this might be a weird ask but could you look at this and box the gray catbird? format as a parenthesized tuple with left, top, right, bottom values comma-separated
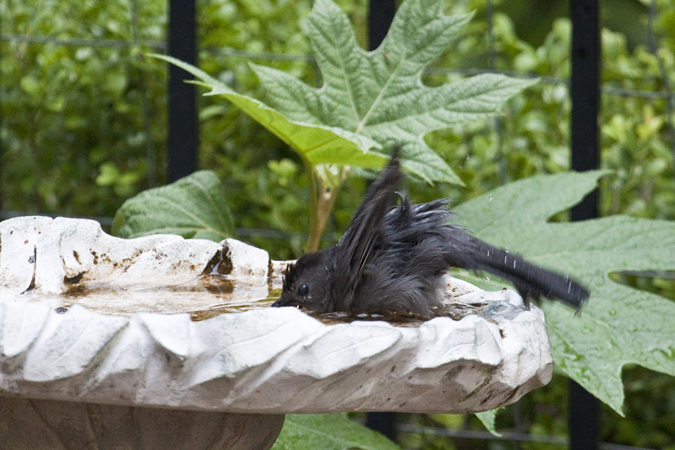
(272, 153, 589, 318)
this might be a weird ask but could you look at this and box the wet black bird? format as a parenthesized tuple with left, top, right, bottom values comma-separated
(272, 152, 589, 318)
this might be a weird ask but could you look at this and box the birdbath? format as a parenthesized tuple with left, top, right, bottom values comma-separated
(0, 216, 553, 449)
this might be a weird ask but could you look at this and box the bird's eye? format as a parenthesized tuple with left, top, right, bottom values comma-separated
(298, 284, 309, 296)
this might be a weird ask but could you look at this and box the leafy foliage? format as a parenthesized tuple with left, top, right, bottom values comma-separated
(154, 53, 381, 176)
(165, 0, 534, 185)
(255, 0, 536, 184)
(452, 170, 675, 415)
(0, 0, 167, 218)
(271, 414, 400, 450)
(113, 170, 235, 241)
(158, 0, 534, 250)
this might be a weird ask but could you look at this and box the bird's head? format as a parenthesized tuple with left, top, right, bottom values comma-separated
(272, 251, 333, 312)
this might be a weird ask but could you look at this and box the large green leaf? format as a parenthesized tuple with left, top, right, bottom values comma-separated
(155, 0, 535, 184)
(152, 54, 383, 174)
(254, 0, 535, 184)
(452, 171, 675, 414)
(271, 414, 400, 450)
(112, 170, 235, 242)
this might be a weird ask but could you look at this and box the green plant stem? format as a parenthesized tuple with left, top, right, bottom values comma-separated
(305, 163, 344, 253)
(306, 159, 320, 252)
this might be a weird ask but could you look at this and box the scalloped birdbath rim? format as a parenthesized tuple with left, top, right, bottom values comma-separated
(0, 216, 553, 415)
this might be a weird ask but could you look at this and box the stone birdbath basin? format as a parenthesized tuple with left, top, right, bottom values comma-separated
(0, 216, 553, 449)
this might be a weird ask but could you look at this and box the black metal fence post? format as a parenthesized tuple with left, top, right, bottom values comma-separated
(569, 0, 601, 448)
(364, 0, 398, 442)
(368, 0, 396, 51)
(167, 0, 198, 182)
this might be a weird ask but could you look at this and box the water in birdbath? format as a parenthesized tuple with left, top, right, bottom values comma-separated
(20, 243, 506, 326)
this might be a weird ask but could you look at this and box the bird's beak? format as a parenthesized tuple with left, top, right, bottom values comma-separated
(271, 294, 295, 308)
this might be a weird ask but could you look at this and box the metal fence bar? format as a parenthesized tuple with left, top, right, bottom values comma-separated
(204, 46, 314, 62)
(569, 0, 601, 448)
(399, 424, 568, 446)
(2, 35, 672, 100)
(167, 0, 198, 182)
(364, 0, 398, 442)
(129, 0, 157, 189)
(0, 210, 336, 241)
(398, 424, 658, 450)
(368, 0, 396, 50)
(0, 33, 166, 49)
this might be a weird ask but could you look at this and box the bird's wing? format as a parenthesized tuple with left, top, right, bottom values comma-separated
(332, 151, 402, 310)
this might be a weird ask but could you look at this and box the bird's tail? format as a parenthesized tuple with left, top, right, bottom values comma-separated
(446, 231, 589, 309)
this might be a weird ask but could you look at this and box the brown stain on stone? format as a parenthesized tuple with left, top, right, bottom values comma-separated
(63, 272, 84, 285)
(202, 249, 233, 276)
